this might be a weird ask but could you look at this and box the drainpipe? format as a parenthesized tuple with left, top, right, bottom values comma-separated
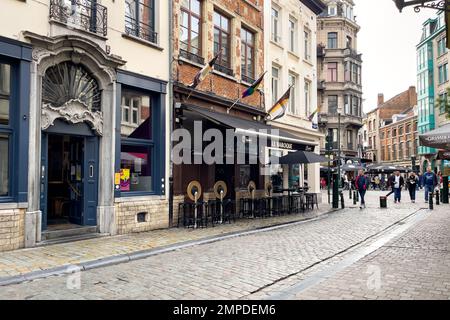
(168, 0, 174, 227)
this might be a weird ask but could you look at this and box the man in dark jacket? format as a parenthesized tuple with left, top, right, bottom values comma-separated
(355, 170, 368, 209)
(388, 171, 405, 203)
(423, 166, 438, 202)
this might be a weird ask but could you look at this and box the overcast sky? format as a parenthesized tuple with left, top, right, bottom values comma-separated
(354, 0, 434, 113)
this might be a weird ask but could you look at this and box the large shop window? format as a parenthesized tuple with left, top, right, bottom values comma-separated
(0, 63, 11, 197)
(120, 88, 154, 193)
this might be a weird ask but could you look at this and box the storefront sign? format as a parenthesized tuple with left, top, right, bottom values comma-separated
(271, 140, 293, 150)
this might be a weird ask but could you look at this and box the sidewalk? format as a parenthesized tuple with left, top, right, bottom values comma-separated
(0, 199, 334, 282)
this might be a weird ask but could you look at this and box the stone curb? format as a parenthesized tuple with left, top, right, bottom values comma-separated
(0, 208, 342, 287)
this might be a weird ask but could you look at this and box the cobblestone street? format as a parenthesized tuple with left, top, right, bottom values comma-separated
(1, 191, 447, 300)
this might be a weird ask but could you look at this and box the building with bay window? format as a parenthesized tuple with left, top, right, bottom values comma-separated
(0, 0, 170, 252)
(316, 0, 363, 161)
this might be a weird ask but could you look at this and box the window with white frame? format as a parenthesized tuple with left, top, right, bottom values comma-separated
(272, 66, 280, 105)
(288, 18, 297, 53)
(304, 28, 311, 61)
(288, 72, 297, 115)
(304, 79, 311, 117)
(271, 6, 280, 43)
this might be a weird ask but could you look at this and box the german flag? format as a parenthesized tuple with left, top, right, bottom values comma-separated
(266, 86, 292, 121)
(189, 49, 222, 89)
(241, 72, 266, 99)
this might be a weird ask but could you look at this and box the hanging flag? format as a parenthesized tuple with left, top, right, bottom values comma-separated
(310, 107, 320, 129)
(241, 72, 266, 99)
(189, 49, 221, 89)
(265, 86, 292, 121)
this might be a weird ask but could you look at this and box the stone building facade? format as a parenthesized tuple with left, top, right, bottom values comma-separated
(364, 87, 418, 163)
(316, 0, 363, 160)
(0, 0, 170, 252)
(264, 0, 325, 197)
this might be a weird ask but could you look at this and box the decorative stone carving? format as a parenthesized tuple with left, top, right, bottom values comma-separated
(41, 99, 103, 136)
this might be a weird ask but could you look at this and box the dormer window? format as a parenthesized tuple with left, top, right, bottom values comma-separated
(328, 5, 337, 16)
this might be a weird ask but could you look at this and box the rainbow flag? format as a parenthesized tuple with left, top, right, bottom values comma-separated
(189, 50, 221, 89)
(308, 107, 319, 121)
(266, 86, 291, 121)
(242, 72, 266, 98)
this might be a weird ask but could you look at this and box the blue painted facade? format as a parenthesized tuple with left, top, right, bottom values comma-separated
(0, 36, 31, 204)
(114, 70, 167, 198)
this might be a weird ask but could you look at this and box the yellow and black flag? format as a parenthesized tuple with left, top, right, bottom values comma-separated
(189, 49, 222, 89)
(265, 86, 292, 121)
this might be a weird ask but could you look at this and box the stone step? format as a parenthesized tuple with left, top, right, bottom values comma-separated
(41, 226, 98, 241)
(38, 232, 107, 246)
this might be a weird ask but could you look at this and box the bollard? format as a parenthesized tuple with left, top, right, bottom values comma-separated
(340, 191, 345, 209)
(349, 188, 352, 199)
(353, 191, 357, 205)
(436, 189, 440, 205)
(380, 196, 387, 208)
(429, 192, 434, 210)
(440, 188, 444, 203)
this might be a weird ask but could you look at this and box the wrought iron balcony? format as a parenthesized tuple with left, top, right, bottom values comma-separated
(179, 49, 205, 65)
(125, 15, 158, 44)
(49, 0, 108, 37)
(241, 74, 255, 84)
(215, 63, 234, 77)
(317, 45, 326, 58)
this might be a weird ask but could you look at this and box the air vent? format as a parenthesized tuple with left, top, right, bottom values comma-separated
(137, 212, 148, 223)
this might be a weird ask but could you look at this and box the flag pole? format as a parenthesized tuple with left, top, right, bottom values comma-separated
(227, 97, 241, 114)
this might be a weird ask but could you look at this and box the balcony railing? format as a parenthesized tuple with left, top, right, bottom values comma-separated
(179, 49, 205, 65)
(125, 15, 158, 44)
(215, 63, 234, 77)
(317, 45, 326, 58)
(49, 0, 108, 37)
(241, 74, 255, 84)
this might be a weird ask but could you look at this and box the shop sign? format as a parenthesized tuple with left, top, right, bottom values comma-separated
(271, 140, 293, 150)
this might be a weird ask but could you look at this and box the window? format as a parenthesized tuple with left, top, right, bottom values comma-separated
(406, 124, 411, 133)
(387, 146, 391, 161)
(438, 37, 447, 56)
(120, 88, 153, 193)
(288, 73, 297, 115)
(327, 62, 338, 82)
(392, 144, 397, 160)
(272, 66, 280, 104)
(352, 63, 358, 83)
(344, 95, 350, 114)
(369, 121, 372, 132)
(241, 27, 255, 82)
(328, 32, 337, 49)
(439, 92, 448, 114)
(399, 126, 404, 136)
(352, 96, 358, 116)
(0, 62, 10, 196)
(125, 0, 157, 43)
(438, 63, 448, 84)
(344, 62, 350, 81)
(304, 79, 311, 117)
(288, 18, 296, 52)
(180, 0, 202, 58)
(271, 7, 280, 43)
(304, 29, 311, 61)
(328, 95, 338, 114)
(347, 130, 353, 150)
(346, 36, 352, 49)
(399, 142, 404, 159)
(214, 11, 232, 74)
(328, 5, 336, 16)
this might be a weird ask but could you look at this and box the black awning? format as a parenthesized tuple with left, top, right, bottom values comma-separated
(183, 104, 317, 151)
(419, 123, 450, 150)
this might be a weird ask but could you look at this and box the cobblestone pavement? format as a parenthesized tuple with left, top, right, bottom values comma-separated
(287, 203, 450, 300)
(0, 191, 433, 300)
(0, 203, 329, 279)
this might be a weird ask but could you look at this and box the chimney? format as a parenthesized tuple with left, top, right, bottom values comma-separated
(377, 94, 384, 107)
(408, 86, 417, 106)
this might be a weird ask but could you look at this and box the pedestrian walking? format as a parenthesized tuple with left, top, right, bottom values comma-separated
(418, 172, 424, 190)
(407, 172, 419, 203)
(388, 171, 404, 203)
(423, 167, 438, 202)
(355, 170, 368, 209)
